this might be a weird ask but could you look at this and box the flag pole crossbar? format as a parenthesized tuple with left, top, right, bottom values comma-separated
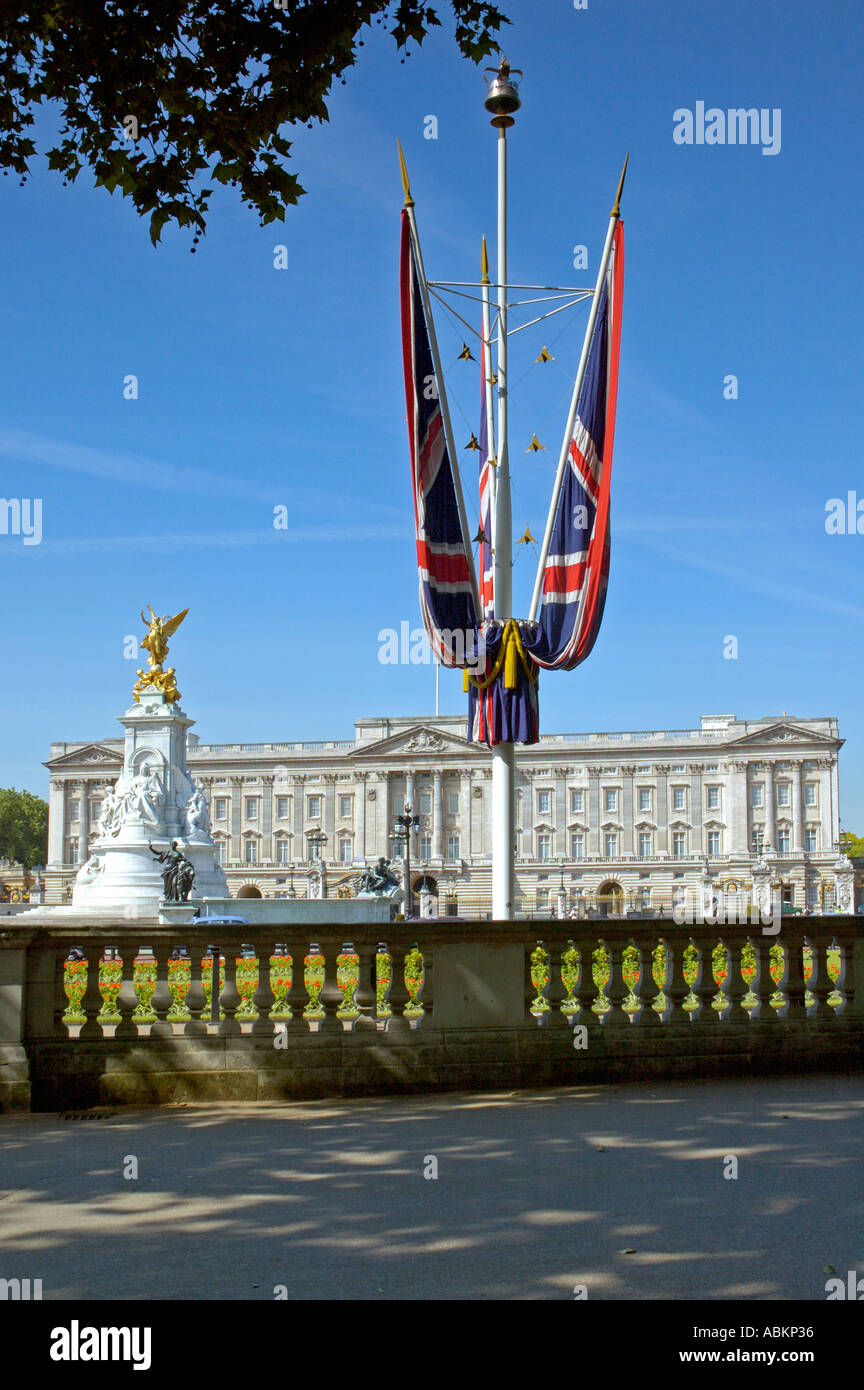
(428, 285, 593, 345)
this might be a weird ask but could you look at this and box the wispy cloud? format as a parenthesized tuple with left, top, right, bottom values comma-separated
(0, 523, 407, 558)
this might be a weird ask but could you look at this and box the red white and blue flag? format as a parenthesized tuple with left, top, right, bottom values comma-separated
(478, 330, 495, 620)
(400, 210, 478, 663)
(531, 220, 624, 671)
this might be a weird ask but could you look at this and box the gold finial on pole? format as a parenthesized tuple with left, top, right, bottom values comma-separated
(481, 235, 490, 285)
(397, 139, 414, 207)
(610, 152, 630, 219)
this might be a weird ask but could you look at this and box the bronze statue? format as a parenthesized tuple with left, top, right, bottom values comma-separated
(133, 606, 189, 703)
(149, 840, 195, 903)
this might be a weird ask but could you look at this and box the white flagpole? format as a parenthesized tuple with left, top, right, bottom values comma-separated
(398, 142, 481, 618)
(481, 234, 497, 545)
(484, 60, 522, 921)
(528, 155, 628, 623)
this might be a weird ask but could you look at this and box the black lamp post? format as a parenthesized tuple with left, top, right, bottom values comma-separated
(390, 804, 420, 918)
(307, 830, 327, 864)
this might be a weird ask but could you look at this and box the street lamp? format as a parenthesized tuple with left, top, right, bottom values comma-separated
(307, 830, 327, 864)
(390, 804, 420, 918)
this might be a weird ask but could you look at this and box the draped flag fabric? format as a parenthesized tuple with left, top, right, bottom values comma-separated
(467, 619, 540, 745)
(478, 333, 495, 621)
(400, 210, 478, 665)
(529, 220, 624, 671)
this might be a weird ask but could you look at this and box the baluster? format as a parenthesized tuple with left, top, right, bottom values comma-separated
(559, 939, 581, 1027)
(635, 939, 661, 1027)
(149, 948, 173, 1039)
(722, 939, 748, 1023)
(252, 942, 276, 1038)
(831, 934, 858, 1020)
(204, 945, 223, 1035)
(184, 944, 208, 1037)
(666, 937, 692, 1025)
(77, 949, 104, 1041)
(574, 938, 599, 1027)
(218, 943, 242, 1037)
(336, 942, 361, 1032)
(354, 942, 376, 1018)
(303, 942, 327, 1032)
(783, 929, 807, 1019)
(691, 938, 719, 1024)
(115, 944, 139, 1041)
(805, 937, 832, 1021)
(529, 941, 552, 1026)
(750, 940, 780, 1024)
(374, 942, 394, 1032)
(600, 941, 628, 1027)
(403, 942, 426, 1030)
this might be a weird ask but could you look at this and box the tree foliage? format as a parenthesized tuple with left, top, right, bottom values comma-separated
(840, 830, 864, 859)
(0, 1, 509, 246)
(0, 787, 49, 872)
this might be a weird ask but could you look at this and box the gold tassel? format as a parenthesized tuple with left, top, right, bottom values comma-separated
(504, 624, 518, 689)
(463, 668, 470, 693)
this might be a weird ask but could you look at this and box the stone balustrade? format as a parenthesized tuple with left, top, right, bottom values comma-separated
(1, 917, 862, 1111)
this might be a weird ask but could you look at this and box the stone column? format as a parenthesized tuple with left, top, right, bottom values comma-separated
(323, 774, 336, 858)
(791, 760, 804, 853)
(261, 775, 274, 863)
(293, 775, 305, 863)
(587, 769, 600, 856)
(689, 764, 703, 856)
(654, 765, 669, 856)
(230, 776, 243, 864)
(555, 769, 568, 859)
(433, 771, 444, 859)
(354, 773, 367, 861)
(763, 760, 775, 848)
(622, 768, 634, 855)
(76, 783, 88, 864)
(460, 771, 472, 859)
(48, 779, 65, 866)
(729, 760, 748, 855)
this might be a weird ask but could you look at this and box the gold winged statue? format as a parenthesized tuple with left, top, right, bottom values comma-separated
(132, 605, 189, 704)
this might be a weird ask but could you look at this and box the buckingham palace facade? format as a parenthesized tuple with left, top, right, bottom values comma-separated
(42, 710, 854, 916)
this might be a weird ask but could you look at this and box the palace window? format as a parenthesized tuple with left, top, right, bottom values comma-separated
(67, 838, 78, 862)
(420, 835, 432, 860)
(638, 831, 652, 858)
(777, 830, 791, 854)
(339, 837, 352, 863)
(570, 788, 584, 814)
(307, 795, 322, 818)
(537, 833, 551, 861)
(447, 834, 460, 861)
(750, 784, 764, 809)
(245, 839, 258, 866)
(245, 797, 259, 820)
(604, 832, 618, 858)
(216, 840, 227, 865)
(276, 839, 291, 865)
(604, 789, 618, 813)
(420, 790, 432, 815)
(672, 787, 686, 811)
(637, 787, 652, 812)
(339, 795, 352, 819)
(447, 790, 459, 815)
(276, 797, 289, 819)
(672, 831, 686, 858)
(537, 790, 551, 815)
(706, 786, 720, 810)
(214, 798, 228, 820)
(776, 783, 791, 807)
(804, 782, 818, 806)
(707, 831, 721, 856)
(805, 828, 817, 852)
(571, 832, 584, 859)
(69, 800, 80, 823)
(751, 828, 764, 855)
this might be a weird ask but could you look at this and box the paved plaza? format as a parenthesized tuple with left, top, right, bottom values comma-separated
(1, 1074, 862, 1301)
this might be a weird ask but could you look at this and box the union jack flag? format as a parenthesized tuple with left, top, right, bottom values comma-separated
(478, 326, 495, 620)
(532, 220, 624, 671)
(400, 211, 478, 663)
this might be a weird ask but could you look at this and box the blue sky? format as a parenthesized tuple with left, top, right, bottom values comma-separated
(1, 0, 863, 827)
